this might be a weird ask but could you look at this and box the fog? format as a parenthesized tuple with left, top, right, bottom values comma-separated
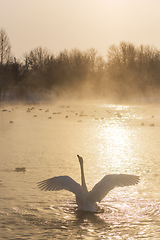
(1, 42, 160, 105)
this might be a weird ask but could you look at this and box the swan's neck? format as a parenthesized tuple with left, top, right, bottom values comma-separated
(80, 162, 88, 192)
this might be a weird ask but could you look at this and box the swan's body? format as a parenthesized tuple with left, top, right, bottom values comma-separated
(38, 155, 140, 212)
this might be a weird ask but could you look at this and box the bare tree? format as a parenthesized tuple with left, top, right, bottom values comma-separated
(0, 28, 11, 64)
(24, 47, 52, 70)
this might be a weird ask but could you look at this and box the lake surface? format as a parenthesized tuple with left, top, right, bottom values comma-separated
(1, 101, 160, 239)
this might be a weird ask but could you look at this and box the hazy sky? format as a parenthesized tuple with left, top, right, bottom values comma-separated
(1, 0, 160, 59)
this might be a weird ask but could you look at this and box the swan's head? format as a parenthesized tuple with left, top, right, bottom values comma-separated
(77, 155, 83, 165)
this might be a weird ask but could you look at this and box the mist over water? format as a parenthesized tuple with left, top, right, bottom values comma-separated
(2, 42, 160, 105)
(2, 13, 160, 240)
(1, 101, 160, 239)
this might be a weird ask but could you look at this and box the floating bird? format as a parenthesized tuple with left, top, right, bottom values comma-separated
(38, 155, 139, 212)
(14, 167, 26, 172)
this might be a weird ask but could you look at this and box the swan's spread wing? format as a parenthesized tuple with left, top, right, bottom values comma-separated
(88, 174, 140, 203)
(37, 175, 83, 198)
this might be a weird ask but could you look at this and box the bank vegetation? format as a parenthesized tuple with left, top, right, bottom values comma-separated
(1, 28, 160, 103)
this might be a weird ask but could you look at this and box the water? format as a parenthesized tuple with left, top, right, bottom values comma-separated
(1, 101, 160, 239)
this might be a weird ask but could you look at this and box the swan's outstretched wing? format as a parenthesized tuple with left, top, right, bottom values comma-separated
(37, 175, 83, 198)
(88, 174, 140, 203)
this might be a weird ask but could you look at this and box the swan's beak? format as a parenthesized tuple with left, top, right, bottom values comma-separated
(77, 155, 83, 164)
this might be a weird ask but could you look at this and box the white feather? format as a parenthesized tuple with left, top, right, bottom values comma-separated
(38, 155, 140, 212)
(38, 175, 83, 198)
(88, 174, 140, 203)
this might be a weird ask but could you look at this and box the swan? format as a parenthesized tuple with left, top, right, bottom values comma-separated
(37, 155, 140, 212)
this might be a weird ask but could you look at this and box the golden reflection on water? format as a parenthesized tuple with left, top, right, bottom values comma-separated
(1, 103, 160, 239)
(97, 120, 135, 173)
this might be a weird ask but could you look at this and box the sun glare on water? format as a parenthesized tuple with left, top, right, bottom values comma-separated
(96, 107, 136, 173)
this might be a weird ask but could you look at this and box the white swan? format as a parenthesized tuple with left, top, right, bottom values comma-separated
(38, 155, 140, 212)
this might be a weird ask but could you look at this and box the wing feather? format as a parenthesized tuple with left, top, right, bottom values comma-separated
(37, 175, 83, 198)
(88, 174, 140, 203)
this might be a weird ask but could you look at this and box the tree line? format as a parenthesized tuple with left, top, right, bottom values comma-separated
(1, 28, 160, 102)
